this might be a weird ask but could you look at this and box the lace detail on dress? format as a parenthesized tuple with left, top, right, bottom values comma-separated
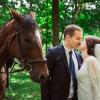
(87, 56, 100, 100)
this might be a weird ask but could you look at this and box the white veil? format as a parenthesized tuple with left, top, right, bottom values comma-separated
(94, 44, 100, 62)
(94, 44, 100, 99)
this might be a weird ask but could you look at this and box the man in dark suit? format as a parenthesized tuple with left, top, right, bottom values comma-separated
(41, 24, 83, 100)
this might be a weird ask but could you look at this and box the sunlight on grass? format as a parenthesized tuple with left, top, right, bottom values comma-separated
(5, 71, 41, 100)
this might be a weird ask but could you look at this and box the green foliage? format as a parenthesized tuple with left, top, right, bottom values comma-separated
(0, 8, 11, 26)
(35, 0, 52, 48)
(76, 1, 100, 36)
(81, 0, 96, 3)
(0, 0, 100, 47)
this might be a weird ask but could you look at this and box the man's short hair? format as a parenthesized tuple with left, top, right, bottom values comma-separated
(64, 24, 83, 38)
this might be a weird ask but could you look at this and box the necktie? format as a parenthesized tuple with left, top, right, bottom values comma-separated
(69, 51, 78, 98)
(69, 51, 76, 79)
(69, 51, 77, 88)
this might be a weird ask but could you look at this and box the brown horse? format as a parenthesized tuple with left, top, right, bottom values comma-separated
(0, 9, 48, 99)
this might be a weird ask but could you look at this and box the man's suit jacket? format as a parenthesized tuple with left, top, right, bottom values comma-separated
(41, 44, 83, 100)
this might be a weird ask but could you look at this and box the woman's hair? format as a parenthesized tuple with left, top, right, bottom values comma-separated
(85, 36, 100, 56)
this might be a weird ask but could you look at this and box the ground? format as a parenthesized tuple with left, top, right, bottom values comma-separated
(5, 71, 41, 100)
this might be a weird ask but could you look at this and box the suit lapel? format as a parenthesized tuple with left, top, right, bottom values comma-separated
(58, 44, 70, 73)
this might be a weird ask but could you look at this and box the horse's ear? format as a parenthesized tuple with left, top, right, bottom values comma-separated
(10, 9, 23, 23)
(29, 12, 36, 19)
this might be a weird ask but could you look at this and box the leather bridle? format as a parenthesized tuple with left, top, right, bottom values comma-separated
(7, 27, 47, 72)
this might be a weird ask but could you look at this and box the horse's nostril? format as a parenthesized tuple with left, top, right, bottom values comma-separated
(40, 75, 46, 80)
(40, 74, 48, 83)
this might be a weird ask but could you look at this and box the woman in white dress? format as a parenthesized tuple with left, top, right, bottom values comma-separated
(76, 36, 100, 100)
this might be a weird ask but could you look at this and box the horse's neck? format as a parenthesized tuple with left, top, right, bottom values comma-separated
(0, 20, 16, 65)
(0, 20, 16, 47)
(0, 43, 9, 65)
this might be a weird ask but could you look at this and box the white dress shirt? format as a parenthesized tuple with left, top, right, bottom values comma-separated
(63, 43, 78, 98)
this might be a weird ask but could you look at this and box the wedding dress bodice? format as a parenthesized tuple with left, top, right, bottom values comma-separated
(77, 56, 100, 100)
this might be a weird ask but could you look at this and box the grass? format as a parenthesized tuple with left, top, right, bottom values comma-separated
(5, 71, 41, 100)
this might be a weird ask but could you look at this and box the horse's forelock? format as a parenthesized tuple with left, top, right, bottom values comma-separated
(23, 15, 37, 33)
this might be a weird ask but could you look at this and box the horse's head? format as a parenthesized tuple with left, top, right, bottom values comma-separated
(8, 9, 49, 82)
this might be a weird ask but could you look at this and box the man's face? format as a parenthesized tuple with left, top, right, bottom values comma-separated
(67, 30, 82, 49)
(79, 41, 86, 52)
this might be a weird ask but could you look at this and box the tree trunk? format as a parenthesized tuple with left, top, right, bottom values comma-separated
(52, 0, 59, 46)
(71, 0, 81, 24)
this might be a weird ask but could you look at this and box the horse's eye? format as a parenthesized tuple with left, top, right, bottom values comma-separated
(23, 37, 33, 49)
